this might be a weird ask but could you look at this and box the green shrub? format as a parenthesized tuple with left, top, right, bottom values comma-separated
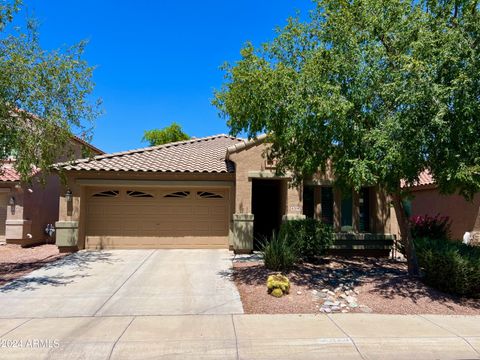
(279, 218, 334, 261)
(415, 237, 480, 297)
(260, 233, 298, 271)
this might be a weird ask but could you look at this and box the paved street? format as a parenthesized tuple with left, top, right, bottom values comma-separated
(0, 314, 479, 359)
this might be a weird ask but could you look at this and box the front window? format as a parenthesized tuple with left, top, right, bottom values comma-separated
(359, 187, 370, 232)
(321, 187, 334, 226)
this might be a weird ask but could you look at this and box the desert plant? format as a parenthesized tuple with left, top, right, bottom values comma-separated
(415, 237, 480, 297)
(279, 218, 334, 261)
(410, 214, 451, 240)
(267, 274, 290, 297)
(396, 214, 452, 257)
(260, 233, 298, 271)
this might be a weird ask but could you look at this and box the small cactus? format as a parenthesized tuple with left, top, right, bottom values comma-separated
(267, 274, 290, 298)
(271, 288, 284, 298)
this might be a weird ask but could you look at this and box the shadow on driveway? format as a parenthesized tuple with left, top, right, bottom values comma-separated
(0, 251, 117, 293)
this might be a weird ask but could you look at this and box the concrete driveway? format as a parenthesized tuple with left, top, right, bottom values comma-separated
(0, 249, 243, 318)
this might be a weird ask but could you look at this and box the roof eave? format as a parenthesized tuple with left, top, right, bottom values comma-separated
(225, 134, 267, 160)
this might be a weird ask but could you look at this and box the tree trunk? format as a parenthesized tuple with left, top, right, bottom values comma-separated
(391, 192, 420, 276)
(473, 203, 480, 232)
(470, 203, 480, 246)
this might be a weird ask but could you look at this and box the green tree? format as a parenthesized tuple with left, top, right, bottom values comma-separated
(214, 0, 480, 275)
(142, 122, 190, 146)
(0, 1, 100, 182)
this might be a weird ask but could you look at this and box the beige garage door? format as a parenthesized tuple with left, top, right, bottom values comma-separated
(85, 187, 230, 249)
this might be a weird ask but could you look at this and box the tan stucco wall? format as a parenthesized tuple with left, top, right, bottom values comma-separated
(228, 140, 393, 252)
(410, 188, 480, 240)
(21, 174, 61, 245)
(228, 142, 302, 215)
(1, 138, 102, 246)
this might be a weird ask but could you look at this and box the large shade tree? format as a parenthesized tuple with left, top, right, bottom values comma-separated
(142, 122, 190, 146)
(0, 1, 100, 182)
(214, 0, 480, 275)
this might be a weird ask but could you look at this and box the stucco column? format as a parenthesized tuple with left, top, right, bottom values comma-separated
(56, 180, 81, 252)
(232, 213, 254, 253)
(282, 182, 305, 221)
(5, 185, 32, 243)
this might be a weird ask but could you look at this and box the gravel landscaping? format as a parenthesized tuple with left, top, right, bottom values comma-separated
(0, 244, 66, 286)
(233, 255, 480, 315)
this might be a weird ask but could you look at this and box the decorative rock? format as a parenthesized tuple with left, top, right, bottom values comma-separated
(297, 291, 302, 295)
(320, 307, 332, 313)
(321, 289, 329, 293)
(324, 300, 340, 306)
(331, 306, 341, 312)
(346, 296, 357, 304)
(327, 291, 336, 296)
(341, 310, 349, 313)
(312, 289, 318, 295)
(359, 305, 373, 313)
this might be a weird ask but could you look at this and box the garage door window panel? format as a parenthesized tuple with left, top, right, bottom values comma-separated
(164, 191, 190, 198)
(197, 191, 224, 199)
(91, 190, 119, 198)
(127, 190, 154, 198)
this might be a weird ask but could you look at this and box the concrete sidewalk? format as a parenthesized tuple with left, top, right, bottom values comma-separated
(0, 314, 479, 359)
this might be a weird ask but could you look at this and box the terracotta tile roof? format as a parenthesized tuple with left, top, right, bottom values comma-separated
(226, 134, 267, 157)
(0, 164, 41, 182)
(401, 170, 435, 188)
(56, 135, 243, 173)
(0, 166, 20, 182)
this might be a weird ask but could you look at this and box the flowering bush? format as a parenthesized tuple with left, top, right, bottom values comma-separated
(410, 214, 451, 240)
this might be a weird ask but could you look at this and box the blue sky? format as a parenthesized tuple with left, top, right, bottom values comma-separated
(19, 0, 313, 153)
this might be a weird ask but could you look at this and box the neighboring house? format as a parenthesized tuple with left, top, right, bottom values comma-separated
(404, 171, 480, 241)
(54, 134, 395, 254)
(0, 136, 103, 246)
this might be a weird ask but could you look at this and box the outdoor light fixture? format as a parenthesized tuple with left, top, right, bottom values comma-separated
(65, 189, 73, 203)
(8, 196, 15, 207)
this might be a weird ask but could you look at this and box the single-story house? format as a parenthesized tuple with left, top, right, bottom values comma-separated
(54, 134, 396, 253)
(0, 136, 103, 246)
(405, 171, 480, 241)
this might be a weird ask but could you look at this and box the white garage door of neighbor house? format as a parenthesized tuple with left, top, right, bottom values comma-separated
(85, 187, 230, 249)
